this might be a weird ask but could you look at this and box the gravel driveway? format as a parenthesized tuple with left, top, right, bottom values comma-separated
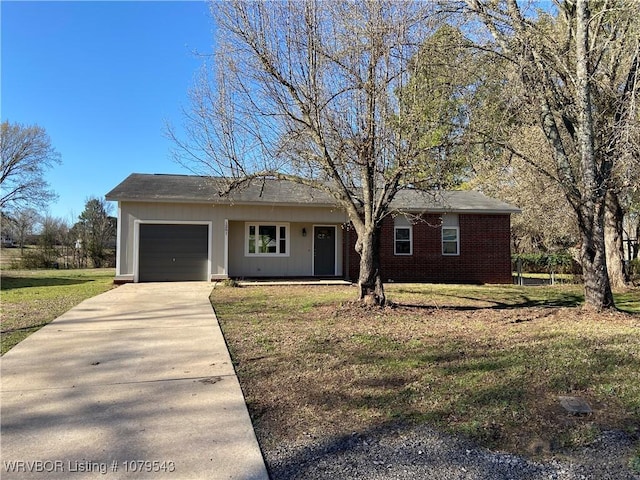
(265, 423, 639, 479)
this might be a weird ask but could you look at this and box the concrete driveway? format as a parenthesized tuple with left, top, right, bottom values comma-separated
(1, 282, 269, 480)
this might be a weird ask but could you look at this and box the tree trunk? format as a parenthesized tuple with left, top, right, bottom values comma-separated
(604, 190, 630, 289)
(356, 225, 386, 306)
(575, 0, 615, 311)
(578, 204, 615, 310)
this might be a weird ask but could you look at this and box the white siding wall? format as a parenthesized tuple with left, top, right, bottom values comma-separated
(228, 221, 343, 277)
(116, 201, 347, 281)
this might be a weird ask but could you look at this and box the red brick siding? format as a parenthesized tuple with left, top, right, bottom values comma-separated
(346, 214, 513, 284)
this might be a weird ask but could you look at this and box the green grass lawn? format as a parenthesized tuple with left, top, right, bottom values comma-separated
(212, 282, 640, 461)
(1, 269, 116, 355)
(616, 289, 640, 313)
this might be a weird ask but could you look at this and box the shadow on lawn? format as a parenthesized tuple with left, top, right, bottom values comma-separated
(0, 276, 94, 290)
(395, 295, 583, 312)
(395, 292, 584, 311)
(1, 323, 48, 334)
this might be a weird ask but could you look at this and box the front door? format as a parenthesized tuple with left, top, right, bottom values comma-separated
(314, 226, 336, 276)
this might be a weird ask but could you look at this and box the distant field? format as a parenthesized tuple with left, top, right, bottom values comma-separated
(1, 269, 116, 355)
(0, 246, 25, 268)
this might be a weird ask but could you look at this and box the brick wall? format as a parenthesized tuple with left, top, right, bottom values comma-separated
(345, 213, 513, 284)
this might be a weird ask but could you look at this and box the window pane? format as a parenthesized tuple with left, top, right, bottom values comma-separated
(248, 225, 256, 253)
(443, 241, 458, 254)
(442, 228, 458, 242)
(396, 241, 411, 254)
(395, 228, 410, 241)
(280, 226, 287, 253)
(259, 225, 277, 253)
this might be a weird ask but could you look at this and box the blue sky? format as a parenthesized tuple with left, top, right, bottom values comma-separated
(2, 0, 214, 221)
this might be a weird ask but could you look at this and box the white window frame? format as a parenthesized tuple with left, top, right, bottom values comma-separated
(245, 222, 290, 257)
(394, 226, 413, 256)
(442, 226, 460, 256)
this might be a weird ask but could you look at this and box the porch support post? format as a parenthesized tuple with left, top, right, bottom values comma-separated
(224, 219, 229, 277)
(344, 224, 351, 282)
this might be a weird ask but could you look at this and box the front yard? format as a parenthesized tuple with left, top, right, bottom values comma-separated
(0, 269, 116, 354)
(1, 270, 638, 467)
(212, 283, 640, 462)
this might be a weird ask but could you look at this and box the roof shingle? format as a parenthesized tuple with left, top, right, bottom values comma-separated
(106, 173, 520, 214)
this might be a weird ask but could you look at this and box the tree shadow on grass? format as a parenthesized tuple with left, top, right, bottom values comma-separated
(0, 276, 93, 290)
(1, 323, 48, 334)
(394, 292, 584, 311)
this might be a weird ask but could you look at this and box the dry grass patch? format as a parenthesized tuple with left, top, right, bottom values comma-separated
(212, 283, 640, 458)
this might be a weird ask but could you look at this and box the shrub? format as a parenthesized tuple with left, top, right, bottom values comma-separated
(20, 249, 58, 269)
(512, 252, 580, 275)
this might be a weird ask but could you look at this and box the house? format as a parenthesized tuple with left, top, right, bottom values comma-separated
(105, 173, 520, 284)
(1, 235, 15, 248)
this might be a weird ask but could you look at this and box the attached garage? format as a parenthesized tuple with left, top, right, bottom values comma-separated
(137, 223, 210, 282)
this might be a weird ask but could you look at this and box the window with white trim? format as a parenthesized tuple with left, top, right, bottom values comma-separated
(246, 223, 289, 256)
(442, 227, 459, 255)
(394, 226, 412, 255)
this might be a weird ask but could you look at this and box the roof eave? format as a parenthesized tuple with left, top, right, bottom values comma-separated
(392, 207, 521, 215)
(105, 196, 340, 209)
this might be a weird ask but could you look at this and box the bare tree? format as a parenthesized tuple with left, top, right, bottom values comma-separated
(462, 0, 639, 310)
(7, 208, 41, 255)
(29, 215, 66, 269)
(0, 121, 61, 214)
(470, 130, 581, 255)
(169, 0, 451, 305)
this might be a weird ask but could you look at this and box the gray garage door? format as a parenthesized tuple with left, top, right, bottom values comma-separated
(139, 224, 209, 282)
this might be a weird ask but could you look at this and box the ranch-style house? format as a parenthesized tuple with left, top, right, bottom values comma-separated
(105, 173, 520, 284)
